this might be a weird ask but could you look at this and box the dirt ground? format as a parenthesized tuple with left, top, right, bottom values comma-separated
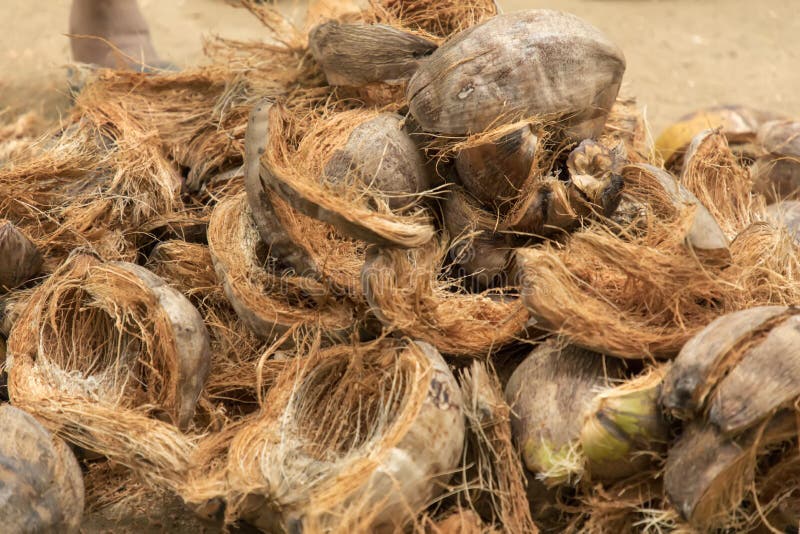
(2, 0, 798, 532)
(2, 0, 800, 134)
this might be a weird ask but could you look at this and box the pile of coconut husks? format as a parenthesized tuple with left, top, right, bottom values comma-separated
(3, 1, 800, 532)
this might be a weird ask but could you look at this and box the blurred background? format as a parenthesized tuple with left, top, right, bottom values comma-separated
(1, 0, 798, 133)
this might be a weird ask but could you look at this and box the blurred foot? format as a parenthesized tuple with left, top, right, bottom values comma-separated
(69, 0, 163, 70)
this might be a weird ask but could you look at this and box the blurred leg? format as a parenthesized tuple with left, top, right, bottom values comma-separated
(69, 0, 161, 69)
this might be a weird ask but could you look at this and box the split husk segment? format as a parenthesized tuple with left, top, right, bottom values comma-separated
(5, 253, 208, 490)
(184, 337, 465, 532)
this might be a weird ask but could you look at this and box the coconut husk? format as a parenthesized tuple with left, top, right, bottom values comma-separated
(453, 121, 542, 210)
(145, 240, 271, 414)
(255, 102, 436, 247)
(580, 366, 669, 483)
(362, 235, 530, 357)
(662, 306, 800, 435)
(6, 253, 209, 490)
(208, 193, 357, 345)
(751, 120, 800, 203)
(599, 97, 653, 165)
(0, 219, 43, 292)
(456, 361, 537, 532)
(505, 340, 629, 486)
(680, 129, 755, 237)
(407, 10, 625, 140)
(443, 187, 515, 288)
(185, 338, 465, 532)
(0, 405, 84, 532)
(367, 0, 498, 41)
(664, 411, 798, 529)
(514, 162, 748, 359)
(656, 105, 782, 171)
(309, 21, 438, 88)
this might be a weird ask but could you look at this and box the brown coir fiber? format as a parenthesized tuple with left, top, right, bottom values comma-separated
(256, 103, 436, 248)
(362, 236, 530, 357)
(6, 253, 209, 491)
(456, 362, 537, 532)
(184, 337, 464, 532)
(516, 150, 800, 359)
(145, 240, 271, 416)
(208, 193, 357, 345)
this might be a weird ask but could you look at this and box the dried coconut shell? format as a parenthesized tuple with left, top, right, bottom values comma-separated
(505, 340, 627, 485)
(623, 164, 729, 255)
(679, 129, 754, 238)
(245, 101, 367, 295)
(255, 102, 435, 247)
(309, 21, 437, 87)
(407, 10, 625, 140)
(214, 339, 465, 531)
(361, 235, 529, 357)
(208, 193, 356, 345)
(458, 361, 537, 532)
(0, 405, 84, 533)
(656, 105, 782, 170)
(6, 253, 208, 489)
(0, 219, 42, 291)
(765, 200, 800, 242)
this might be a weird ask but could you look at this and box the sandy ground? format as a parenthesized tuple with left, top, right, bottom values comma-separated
(1, 0, 799, 133)
(1, 0, 798, 531)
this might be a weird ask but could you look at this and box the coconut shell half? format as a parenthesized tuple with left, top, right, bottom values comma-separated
(6, 253, 206, 489)
(224, 339, 465, 531)
(407, 10, 625, 140)
(0, 220, 42, 292)
(255, 103, 435, 247)
(309, 21, 437, 87)
(622, 164, 729, 256)
(661, 305, 795, 421)
(664, 411, 797, 528)
(454, 122, 540, 208)
(0, 405, 84, 533)
(443, 187, 514, 287)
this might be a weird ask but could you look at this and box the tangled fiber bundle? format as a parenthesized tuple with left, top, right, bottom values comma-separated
(184, 337, 465, 532)
(367, 0, 499, 41)
(515, 145, 800, 359)
(208, 193, 357, 345)
(455, 362, 536, 532)
(5, 253, 209, 490)
(362, 236, 530, 357)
